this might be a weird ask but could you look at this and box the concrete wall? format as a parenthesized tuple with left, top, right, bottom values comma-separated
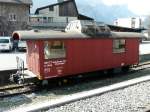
(0, 3, 30, 36)
(0, 3, 30, 22)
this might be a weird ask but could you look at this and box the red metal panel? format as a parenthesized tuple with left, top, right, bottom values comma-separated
(125, 39, 139, 65)
(41, 38, 139, 79)
(27, 40, 41, 79)
(66, 39, 117, 75)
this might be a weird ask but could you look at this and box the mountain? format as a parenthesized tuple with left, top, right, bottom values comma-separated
(76, 0, 136, 24)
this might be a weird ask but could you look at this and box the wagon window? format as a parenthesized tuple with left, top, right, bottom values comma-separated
(113, 39, 125, 53)
(44, 41, 66, 59)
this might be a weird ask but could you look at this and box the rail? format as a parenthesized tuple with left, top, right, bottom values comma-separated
(10, 62, 150, 112)
(0, 83, 37, 98)
(16, 56, 24, 73)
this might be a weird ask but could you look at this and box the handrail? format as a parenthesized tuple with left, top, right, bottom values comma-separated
(16, 56, 25, 83)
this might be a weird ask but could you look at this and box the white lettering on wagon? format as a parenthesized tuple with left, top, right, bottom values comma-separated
(44, 68, 51, 73)
(56, 66, 64, 74)
(52, 60, 66, 66)
(44, 60, 66, 73)
(44, 61, 52, 67)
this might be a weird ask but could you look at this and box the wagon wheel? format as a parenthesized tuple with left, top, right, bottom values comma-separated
(107, 68, 114, 75)
(35, 80, 49, 87)
(121, 66, 130, 73)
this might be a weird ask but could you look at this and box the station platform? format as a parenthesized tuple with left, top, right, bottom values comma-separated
(0, 52, 27, 71)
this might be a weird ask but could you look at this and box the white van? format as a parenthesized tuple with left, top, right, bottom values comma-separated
(0, 37, 13, 51)
(18, 40, 27, 51)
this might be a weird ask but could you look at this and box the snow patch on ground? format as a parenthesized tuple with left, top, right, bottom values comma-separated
(0, 52, 27, 71)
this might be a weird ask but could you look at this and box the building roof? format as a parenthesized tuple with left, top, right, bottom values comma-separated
(0, 0, 33, 5)
(108, 24, 146, 32)
(78, 14, 94, 20)
(35, 0, 93, 20)
(35, 0, 78, 14)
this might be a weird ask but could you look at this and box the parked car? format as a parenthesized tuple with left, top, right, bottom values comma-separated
(0, 36, 13, 52)
(18, 40, 27, 51)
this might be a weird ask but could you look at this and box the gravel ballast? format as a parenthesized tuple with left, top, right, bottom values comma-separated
(48, 81, 150, 112)
(1, 67, 150, 112)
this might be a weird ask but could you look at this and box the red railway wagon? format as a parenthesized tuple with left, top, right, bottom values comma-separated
(12, 20, 143, 83)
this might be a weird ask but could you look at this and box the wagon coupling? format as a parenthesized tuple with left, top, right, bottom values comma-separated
(10, 56, 25, 84)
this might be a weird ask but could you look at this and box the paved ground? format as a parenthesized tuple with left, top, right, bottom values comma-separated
(0, 52, 26, 71)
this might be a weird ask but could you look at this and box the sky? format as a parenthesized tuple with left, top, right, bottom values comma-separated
(31, 0, 55, 13)
(102, 0, 150, 15)
(31, 0, 150, 25)
(31, 0, 150, 15)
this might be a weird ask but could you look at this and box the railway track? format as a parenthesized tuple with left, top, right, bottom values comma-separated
(11, 70, 150, 112)
(0, 83, 37, 98)
(0, 61, 150, 99)
(1, 61, 150, 111)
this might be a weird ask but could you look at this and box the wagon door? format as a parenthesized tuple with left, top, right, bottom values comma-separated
(43, 40, 66, 78)
(27, 41, 40, 76)
(112, 39, 126, 68)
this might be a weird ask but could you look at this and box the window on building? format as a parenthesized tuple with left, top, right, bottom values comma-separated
(9, 13, 17, 21)
(49, 6, 54, 11)
(37, 18, 40, 22)
(43, 17, 47, 20)
(48, 17, 53, 23)
(44, 41, 66, 59)
(43, 17, 47, 23)
(131, 18, 136, 28)
(113, 39, 126, 53)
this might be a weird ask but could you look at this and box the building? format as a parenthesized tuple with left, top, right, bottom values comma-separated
(108, 24, 145, 32)
(114, 17, 149, 40)
(30, 0, 93, 29)
(114, 17, 146, 28)
(0, 0, 32, 36)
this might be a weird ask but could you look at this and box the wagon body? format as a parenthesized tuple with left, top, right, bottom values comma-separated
(24, 37, 139, 80)
(12, 20, 143, 81)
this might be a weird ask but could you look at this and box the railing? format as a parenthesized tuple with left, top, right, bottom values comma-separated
(29, 21, 68, 28)
(16, 56, 25, 83)
(16, 56, 24, 73)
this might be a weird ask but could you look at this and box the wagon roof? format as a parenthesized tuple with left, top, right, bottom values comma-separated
(12, 30, 88, 40)
(12, 30, 144, 40)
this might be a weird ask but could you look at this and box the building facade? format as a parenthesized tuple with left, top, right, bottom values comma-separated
(0, 0, 32, 36)
(30, 0, 93, 29)
(114, 17, 144, 28)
